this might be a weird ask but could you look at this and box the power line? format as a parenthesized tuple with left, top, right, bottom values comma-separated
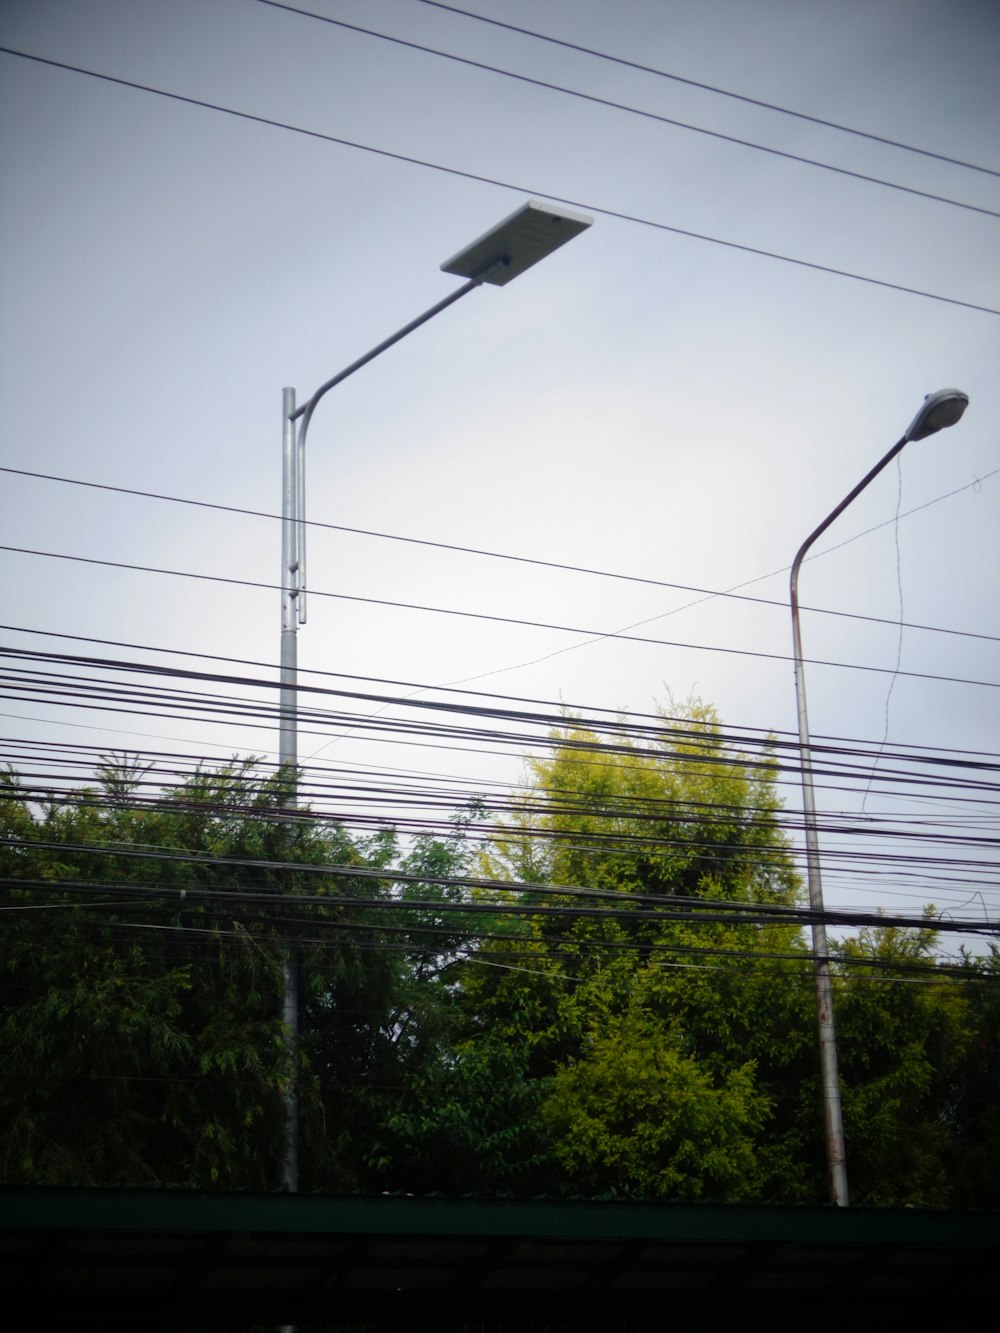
(7, 721, 997, 840)
(1, 44, 997, 317)
(4, 865, 995, 937)
(6, 705, 997, 836)
(6, 754, 997, 862)
(4, 617, 998, 889)
(7, 729, 998, 840)
(7, 771, 997, 881)
(5, 628, 1000, 774)
(5, 662, 999, 853)
(4, 902, 987, 991)
(4, 702, 995, 918)
(9, 755, 997, 865)
(413, 0, 1000, 180)
(255, 1, 1000, 221)
(4, 543, 997, 690)
(3, 465, 996, 645)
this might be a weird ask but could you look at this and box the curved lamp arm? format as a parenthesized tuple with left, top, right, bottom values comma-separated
(289, 277, 480, 626)
(789, 387, 968, 1208)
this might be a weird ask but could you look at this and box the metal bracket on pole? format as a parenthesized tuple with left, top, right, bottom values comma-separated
(280, 387, 299, 774)
(296, 414, 307, 626)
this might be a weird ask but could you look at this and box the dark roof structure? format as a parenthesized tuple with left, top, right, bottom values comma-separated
(3, 1187, 997, 1328)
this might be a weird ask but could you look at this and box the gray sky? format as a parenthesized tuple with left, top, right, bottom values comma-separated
(1, 0, 998, 940)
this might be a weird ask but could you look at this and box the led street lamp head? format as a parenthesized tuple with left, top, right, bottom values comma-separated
(441, 201, 593, 287)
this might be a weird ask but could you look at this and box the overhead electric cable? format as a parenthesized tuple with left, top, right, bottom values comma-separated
(5, 901, 988, 988)
(7, 751, 997, 860)
(255, 1, 1000, 221)
(5, 705, 996, 909)
(6, 627, 1000, 769)
(4, 544, 996, 690)
(6, 705, 998, 826)
(7, 774, 998, 869)
(6, 675, 999, 844)
(7, 723, 999, 839)
(3, 466, 995, 644)
(9, 710, 998, 820)
(7, 642, 1000, 777)
(1, 45, 996, 316)
(5, 872, 995, 936)
(412, 0, 1000, 179)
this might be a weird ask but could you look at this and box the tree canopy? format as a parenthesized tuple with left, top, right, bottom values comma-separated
(1, 705, 996, 1206)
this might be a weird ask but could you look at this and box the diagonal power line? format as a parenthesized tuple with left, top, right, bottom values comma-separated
(1, 44, 997, 318)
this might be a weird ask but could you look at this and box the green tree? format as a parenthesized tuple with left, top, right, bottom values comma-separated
(543, 1008, 765, 1200)
(3, 732, 990, 1206)
(453, 705, 822, 1201)
(0, 760, 406, 1190)
(833, 921, 972, 1207)
(950, 944, 1000, 1206)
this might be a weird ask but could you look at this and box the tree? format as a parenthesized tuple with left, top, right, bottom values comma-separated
(543, 1008, 765, 1200)
(950, 944, 1000, 1206)
(832, 920, 972, 1207)
(451, 704, 823, 1201)
(0, 760, 406, 1189)
(3, 726, 993, 1206)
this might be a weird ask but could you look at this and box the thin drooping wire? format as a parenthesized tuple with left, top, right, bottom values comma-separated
(1, 45, 997, 317)
(7, 618, 1000, 826)
(3, 467, 995, 645)
(12, 643, 995, 820)
(255, 2, 1000, 220)
(861, 456, 907, 813)
(7, 765, 998, 881)
(7, 736, 1000, 890)
(12, 768, 997, 875)
(6, 758, 994, 868)
(9, 751, 1000, 959)
(5, 542, 997, 690)
(5, 613, 997, 927)
(413, 0, 1000, 179)
(7, 745, 999, 861)
(2, 908, 988, 991)
(6, 794, 996, 921)
(7, 699, 994, 940)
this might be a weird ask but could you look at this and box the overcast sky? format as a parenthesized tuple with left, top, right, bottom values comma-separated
(1, 0, 998, 939)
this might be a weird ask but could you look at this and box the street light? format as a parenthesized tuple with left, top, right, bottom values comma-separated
(277, 200, 592, 1190)
(790, 388, 970, 1207)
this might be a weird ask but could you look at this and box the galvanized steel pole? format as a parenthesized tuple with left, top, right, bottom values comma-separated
(273, 202, 593, 1196)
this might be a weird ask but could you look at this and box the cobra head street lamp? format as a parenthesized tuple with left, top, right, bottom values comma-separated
(904, 388, 969, 441)
(790, 388, 970, 1207)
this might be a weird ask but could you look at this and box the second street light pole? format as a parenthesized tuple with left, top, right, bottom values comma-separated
(791, 388, 969, 1207)
(276, 201, 592, 1191)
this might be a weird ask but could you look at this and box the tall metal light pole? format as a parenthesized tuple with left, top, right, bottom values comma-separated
(277, 201, 592, 1191)
(790, 388, 970, 1207)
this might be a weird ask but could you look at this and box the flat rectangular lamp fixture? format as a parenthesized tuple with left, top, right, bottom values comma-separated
(441, 200, 593, 286)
